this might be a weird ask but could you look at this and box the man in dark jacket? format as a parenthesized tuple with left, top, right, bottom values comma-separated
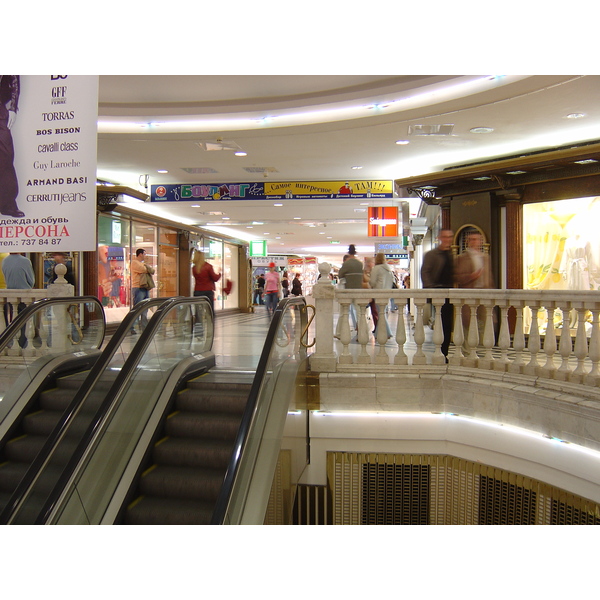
(421, 229, 455, 360)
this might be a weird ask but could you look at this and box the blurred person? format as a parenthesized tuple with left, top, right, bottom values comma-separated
(369, 252, 394, 338)
(455, 231, 492, 350)
(281, 272, 290, 297)
(338, 245, 364, 330)
(421, 229, 455, 360)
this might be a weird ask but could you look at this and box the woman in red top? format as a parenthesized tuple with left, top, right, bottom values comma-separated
(192, 250, 221, 315)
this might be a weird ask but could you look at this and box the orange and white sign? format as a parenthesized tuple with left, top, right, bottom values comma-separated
(368, 207, 398, 237)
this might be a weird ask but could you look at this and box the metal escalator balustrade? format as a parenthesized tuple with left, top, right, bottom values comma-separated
(213, 296, 314, 525)
(6, 296, 215, 524)
(0, 297, 105, 517)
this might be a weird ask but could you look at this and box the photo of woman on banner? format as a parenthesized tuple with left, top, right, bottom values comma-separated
(0, 75, 25, 218)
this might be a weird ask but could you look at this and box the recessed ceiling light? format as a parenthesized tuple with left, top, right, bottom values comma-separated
(246, 226, 253, 229)
(395, 140, 409, 145)
(319, 231, 325, 235)
(473, 176, 492, 181)
(234, 151, 247, 156)
(470, 127, 494, 134)
(157, 169, 168, 173)
(222, 217, 230, 220)
(567, 113, 586, 119)
(351, 166, 363, 170)
(360, 202, 369, 206)
(294, 217, 301, 220)
(574, 158, 598, 164)
(506, 170, 526, 175)
(274, 203, 283, 206)
(252, 221, 264, 225)
(191, 204, 200, 208)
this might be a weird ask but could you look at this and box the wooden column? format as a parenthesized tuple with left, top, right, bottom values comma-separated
(440, 199, 451, 231)
(505, 198, 523, 289)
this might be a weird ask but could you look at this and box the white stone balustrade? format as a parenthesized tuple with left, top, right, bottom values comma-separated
(311, 283, 600, 388)
(0, 277, 75, 357)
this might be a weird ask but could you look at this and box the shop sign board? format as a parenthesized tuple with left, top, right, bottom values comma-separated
(151, 180, 393, 202)
(0, 75, 99, 251)
(368, 206, 399, 237)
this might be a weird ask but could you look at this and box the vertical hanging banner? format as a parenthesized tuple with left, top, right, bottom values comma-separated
(1, 75, 99, 251)
(368, 206, 399, 237)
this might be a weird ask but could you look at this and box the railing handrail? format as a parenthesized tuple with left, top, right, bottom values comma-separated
(211, 295, 308, 524)
(0, 296, 204, 524)
(29, 296, 213, 525)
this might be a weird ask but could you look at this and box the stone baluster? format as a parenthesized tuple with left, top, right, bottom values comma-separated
(556, 305, 573, 381)
(478, 301, 496, 370)
(337, 301, 353, 365)
(394, 307, 408, 365)
(508, 303, 525, 374)
(463, 301, 480, 367)
(495, 301, 511, 371)
(356, 301, 371, 364)
(450, 302, 465, 366)
(6, 299, 21, 357)
(570, 307, 589, 384)
(374, 305, 391, 364)
(585, 307, 600, 386)
(411, 299, 427, 365)
(431, 297, 446, 365)
(539, 304, 558, 379)
(523, 304, 541, 376)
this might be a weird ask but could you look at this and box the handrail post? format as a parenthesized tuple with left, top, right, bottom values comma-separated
(309, 269, 337, 373)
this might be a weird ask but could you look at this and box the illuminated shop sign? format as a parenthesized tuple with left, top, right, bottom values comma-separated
(151, 180, 393, 202)
(368, 207, 398, 237)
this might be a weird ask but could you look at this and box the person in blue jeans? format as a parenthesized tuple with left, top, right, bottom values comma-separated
(263, 262, 280, 318)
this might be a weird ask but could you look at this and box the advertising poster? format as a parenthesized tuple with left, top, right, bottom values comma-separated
(1, 75, 99, 251)
(152, 180, 393, 202)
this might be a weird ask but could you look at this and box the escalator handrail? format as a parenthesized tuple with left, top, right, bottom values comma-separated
(0, 295, 106, 353)
(31, 295, 213, 525)
(211, 295, 308, 524)
(0, 295, 173, 524)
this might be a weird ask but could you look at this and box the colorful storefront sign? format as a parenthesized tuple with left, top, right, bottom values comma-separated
(151, 180, 393, 202)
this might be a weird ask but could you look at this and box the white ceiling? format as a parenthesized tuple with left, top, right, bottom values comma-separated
(96, 74, 600, 265)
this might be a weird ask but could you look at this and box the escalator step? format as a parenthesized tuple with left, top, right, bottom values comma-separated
(0, 461, 29, 492)
(166, 412, 242, 440)
(153, 437, 235, 470)
(175, 390, 249, 414)
(4, 434, 47, 463)
(124, 496, 214, 525)
(139, 464, 225, 502)
(21, 410, 63, 436)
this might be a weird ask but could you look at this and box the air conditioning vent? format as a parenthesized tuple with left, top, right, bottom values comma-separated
(243, 167, 279, 173)
(408, 124, 454, 136)
(181, 167, 218, 174)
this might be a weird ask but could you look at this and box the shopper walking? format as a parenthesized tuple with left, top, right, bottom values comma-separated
(130, 248, 155, 334)
(263, 262, 280, 318)
(369, 253, 394, 338)
(192, 250, 221, 316)
(2, 252, 34, 347)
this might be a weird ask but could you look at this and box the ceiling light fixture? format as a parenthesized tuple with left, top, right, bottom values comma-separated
(157, 169, 168, 173)
(567, 113, 586, 119)
(574, 158, 598, 164)
(395, 140, 409, 145)
(470, 126, 494, 134)
(274, 203, 283, 206)
(234, 151, 247, 156)
(351, 166, 363, 170)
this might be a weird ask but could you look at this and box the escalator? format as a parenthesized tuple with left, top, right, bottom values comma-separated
(0, 297, 105, 514)
(2, 295, 312, 525)
(0, 295, 204, 523)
